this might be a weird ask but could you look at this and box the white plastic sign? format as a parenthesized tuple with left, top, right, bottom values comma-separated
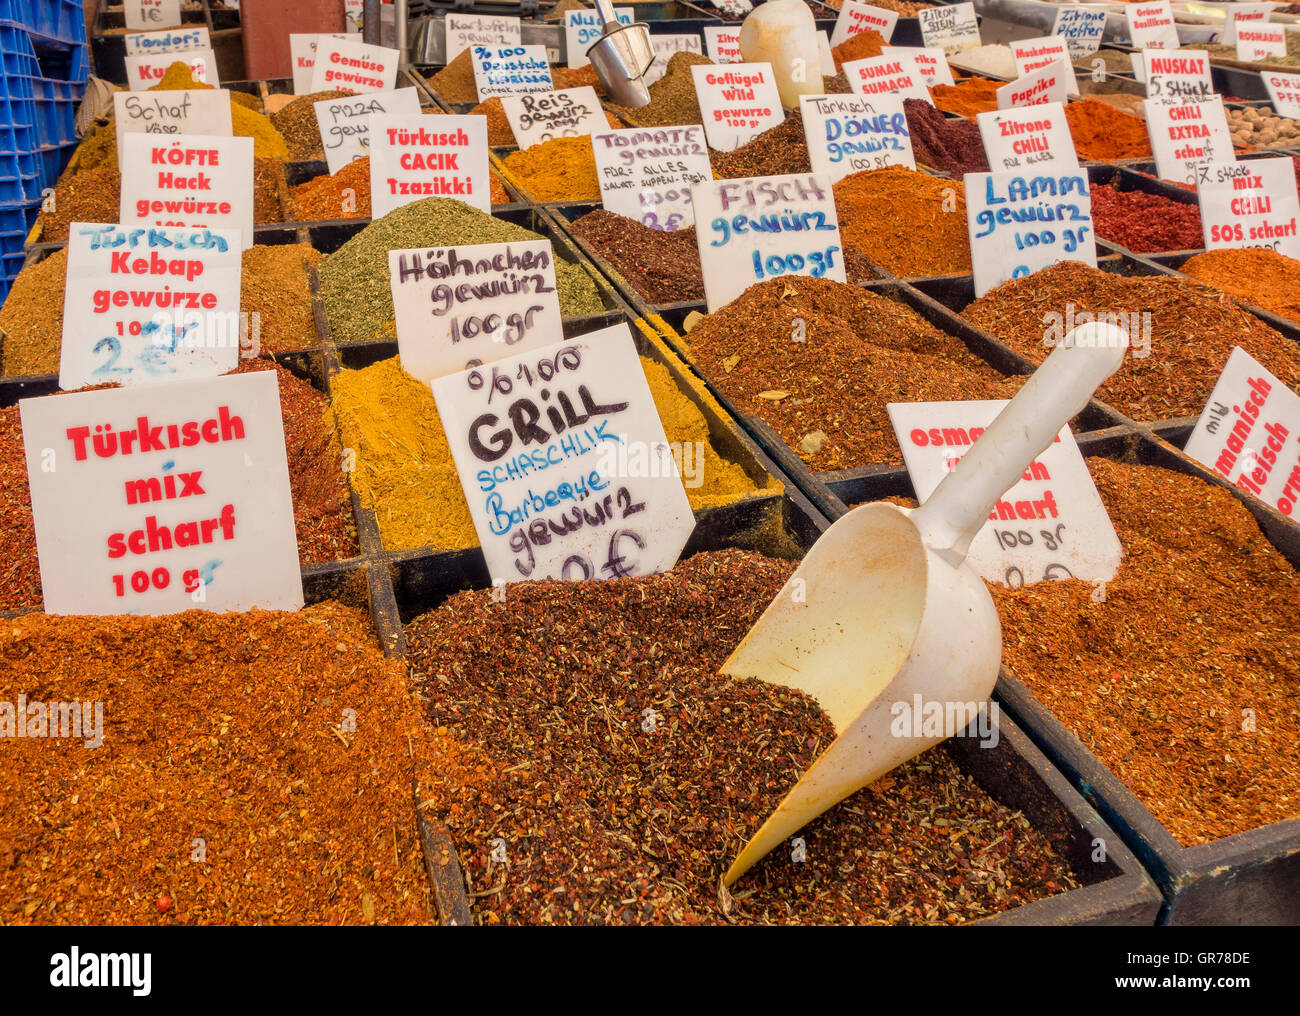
(591, 126, 712, 230)
(881, 45, 955, 87)
(977, 103, 1079, 173)
(888, 399, 1122, 586)
(1144, 98, 1235, 184)
(431, 325, 696, 584)
(123, 27, 211, 56)
(309, 38, 400, 93)
(830, 3, 899, 48)
(471, 45, 555, 99)
(124, 49, 217, 89)
(445, 14, 522, 64)
(502, 87, 606, 149)
(918, 2, 981, 56)
(125, 0, 181, 31)
(1142, 49, 1213, 103)
(966, 169, 1096, 297)
(59, 223, 242, 391)
(1125, 2, 1180, 50)
(1184, 347, 1300, 519)
(1198, 157, 1300, 259)
(315, 88, 422, 174)
(388, 240, 564, 383)
(819, 32, 836, 77)
(1236, 24, 1287, 61)
(565, 8, 633, 69)
(691, 173, 846, 311)
(691, 63, 785, 153)
(997, 64, 1069, 109)
(842, 53, 933, 104)
(1223, 4, 1275, 46)
(289, 33, 350, 95)
(113, 90, 232, 165)
(345, 0, 363, 33)
(1011, 37, 1079, 95)
(369, 114, 491, 217)
(645, 34, 703, 86)
(703, 26, 742, 64)
(799, 93, 916, 183)
(1264, 70, 1300, 118)
(1051, 7, 1107, 61)
(21, 371, 304, 616)
(118, 133, 253, 248)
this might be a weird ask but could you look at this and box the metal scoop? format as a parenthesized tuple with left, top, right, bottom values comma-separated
(585, 0, 656, 107)
(722, 324, 1130, 885)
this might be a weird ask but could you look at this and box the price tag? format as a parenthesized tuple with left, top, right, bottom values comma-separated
(58, 223, 243, 391)
(368, 114, 491, 218)
(388, 240, 564, 383)
(842, 53, 933, 104)
(471, 45, 555, 100)
(996, 64, 1069, 109)
(124, 48, 217, 90)
(21, 371, 304, 616)
(645, 34, 703, 87)
(1236, 24, 1287, 61)
(703, 25, 742, 64)
(976, 102, 1078, 173)
(123, 27, 211, 56)
(430, 325, 696, 584)
(691, 62, 785, 153)
(830, 2, 900, 48)
(502, 86, 606, 149)
(309, 38, 400, 93)
(565, 8, 633, 69)
(315, 88, 421, 174)
(881, 45, 956, 87)
(799, 93, 916, 183)
(1051, 7, 1107, 61)
(965, 169, 1096, 297)
(445, 14, 522, 64)
(918, 2, 981, 56)
(591, 126, 712, 230)
(1184, 347, 1300, 518)
(1012, 37, 1079, 95)
(888, 399, 1121, 586)
(1125, 2, 1180, 50)
(289, 33, 350, 95)
(125, 0, 181, 31)
(1223, 4, 1275, 45)
(691, 172, 846, 311)
(1263, 70, 1300, 118)
(118, 134, 253, 247)
(1197, 157, 1300, 259)
(113, 90, 232, 167)
(1144, 97, 1235, 184)
(1141, 49, 1213, 103)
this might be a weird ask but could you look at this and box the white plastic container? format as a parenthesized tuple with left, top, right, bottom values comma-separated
(739, 0, 824, 109)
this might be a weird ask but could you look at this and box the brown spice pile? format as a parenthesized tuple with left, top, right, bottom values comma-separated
(961, 261, 1300, 420)
(407, 550, 1080, 925)
(253, 157, 285, 224)
(609, 51, 713, 127)
(0, 249, 67, 377)
(0, 401, 39, 609)
(711, 110, 812, 178)
(240, 244, 326, 351)
(551, 64, 606, 94)
(684, 276, 1017, 470)
(269, 90, 354, 161)
(426, 49, 479, 103)
(36, 166, 120, 242)
(995, 458, 1300, 846)
(1179, 248, 1300, 325)
(932, 77, 1001, 117)
(831, 28, 886, 72)
(833, 165, 971, 276)
(290, 157, 372, 221)
(0, 602, 443, 925)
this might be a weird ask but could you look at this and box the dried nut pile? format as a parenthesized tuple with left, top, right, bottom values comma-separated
(1227, 105, 1300, 147)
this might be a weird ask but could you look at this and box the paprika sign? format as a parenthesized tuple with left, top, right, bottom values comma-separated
(1197, 157, 1300, 260)
(59, 223, 243, 392)
(315, 88, 422, 174)
(590, 126, 713, 230)
(368, 114, 491, 217)
(703, 26, 741, 64)
(21, 370, 304, 616)
(691, 172, 847, 311)
(430, 324, 696, 584)
(309, 38, 400, 93)
(387, 240, 564, 383)
(799, 93, 916, 183)
(1144, 97, 1235, 185)
(997, 64, 1069, 110)
(977, 102, 1078, 173)
(691, 63, 785, 152)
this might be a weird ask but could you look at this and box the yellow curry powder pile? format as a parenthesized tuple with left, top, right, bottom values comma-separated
(500, 136, 601, 203)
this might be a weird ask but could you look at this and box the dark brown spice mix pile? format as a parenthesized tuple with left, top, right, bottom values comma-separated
(904, 98, 990, 176)
(995, 458, 1300, 846)
(407, 550, 1081, 925)
(711, 111, 811, 178)
(269, 90, 354, 161)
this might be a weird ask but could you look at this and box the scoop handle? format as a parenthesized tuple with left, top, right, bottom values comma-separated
(911, 323, 1129, 564)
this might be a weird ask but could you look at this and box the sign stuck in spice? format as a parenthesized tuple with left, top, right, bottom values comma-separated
(917, 2, 980, 56)
(880, 46, 955, 87)
(123, 27, 210, 57)
(1144, 97, 1235, 185)
(691, 63, 785, 152)
(314, 88, 422, 174)
(309, 38, 400, 93)
(113, 90, 232, 164)
(444, 13, 522, 64)
(976, 102, 1078, 173)
(830, 2, 899, 48)
(841, 53, 933, 104)
(368, 114, 491, 218)
(564, 8, 634, 69)
(124, 49, 217, 89)
(471, 45, 555, 99)
(501, 87, 606, 149)
(590, 126, 713, 230)
(799, 93, 916, 182)
(289, 33, 350, 95)
(1197, 156, 1300, 260)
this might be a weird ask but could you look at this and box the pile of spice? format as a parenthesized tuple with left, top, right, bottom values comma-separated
(1180, 248, 1300, 324)
(291, 157, 372, 220)
(426, 49, 480, 103)
(609, 51, 712, 127)
(0, 399, 40, 608)
(932, 77, 1001, 117)
(33, 165, 119, 242)
(961, 260, 1300, 419)
(253, 158, 286, 224)
(948, 44, 1017, 78)
(406, 549, 1081, 925)
(500, 136, 600, 202)
(711, 111, 811, 177)
(1227, 105, 1300, 147)
(823, 0, 933, 11)
(0, 249, 66, 377)
(0, 601, 443, 924)
(1083, 49, 1138, 74)
(240, 244, 325, 352)
(1089, 183, 1204, 252)
(545, 0, 589, 18)
(329, 355, 764, 551)
(1065, 99, 1153, 161)
(318, 197, 605, 344)
(995, 458, 1300, 846)
(833, 165, 971, 276)
(269, 90, 354, 160)
(150, 64, 289, 160)
(830, 28, 886, 71)
(904, 97, 989, 175)
(683, 276, 1017, 470)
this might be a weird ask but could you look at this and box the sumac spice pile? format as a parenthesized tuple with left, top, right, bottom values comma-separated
(683, 276, 1017, 470)
(1089, 183, 1203, 253)
(995, 458, 1300, 846)
(904, 98, 989, 176)
(0, 602, 444, 925)
(961, 261, 1300, 419)
(407, 550, 1081, 925)
(833, 166, 972, 276)
(1179, 248, 1300, 324)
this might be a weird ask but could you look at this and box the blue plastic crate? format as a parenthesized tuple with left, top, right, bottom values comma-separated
(0, 149, 38, 202)
(0, 0, 84, 45)
(30, 75, 75, 144)
(33, 139, 73, 191)
(0, 97, 36, 153)
(0, 204, 38, 236)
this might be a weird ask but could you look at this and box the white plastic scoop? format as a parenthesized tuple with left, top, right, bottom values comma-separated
(722, 323, 1130, 885)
